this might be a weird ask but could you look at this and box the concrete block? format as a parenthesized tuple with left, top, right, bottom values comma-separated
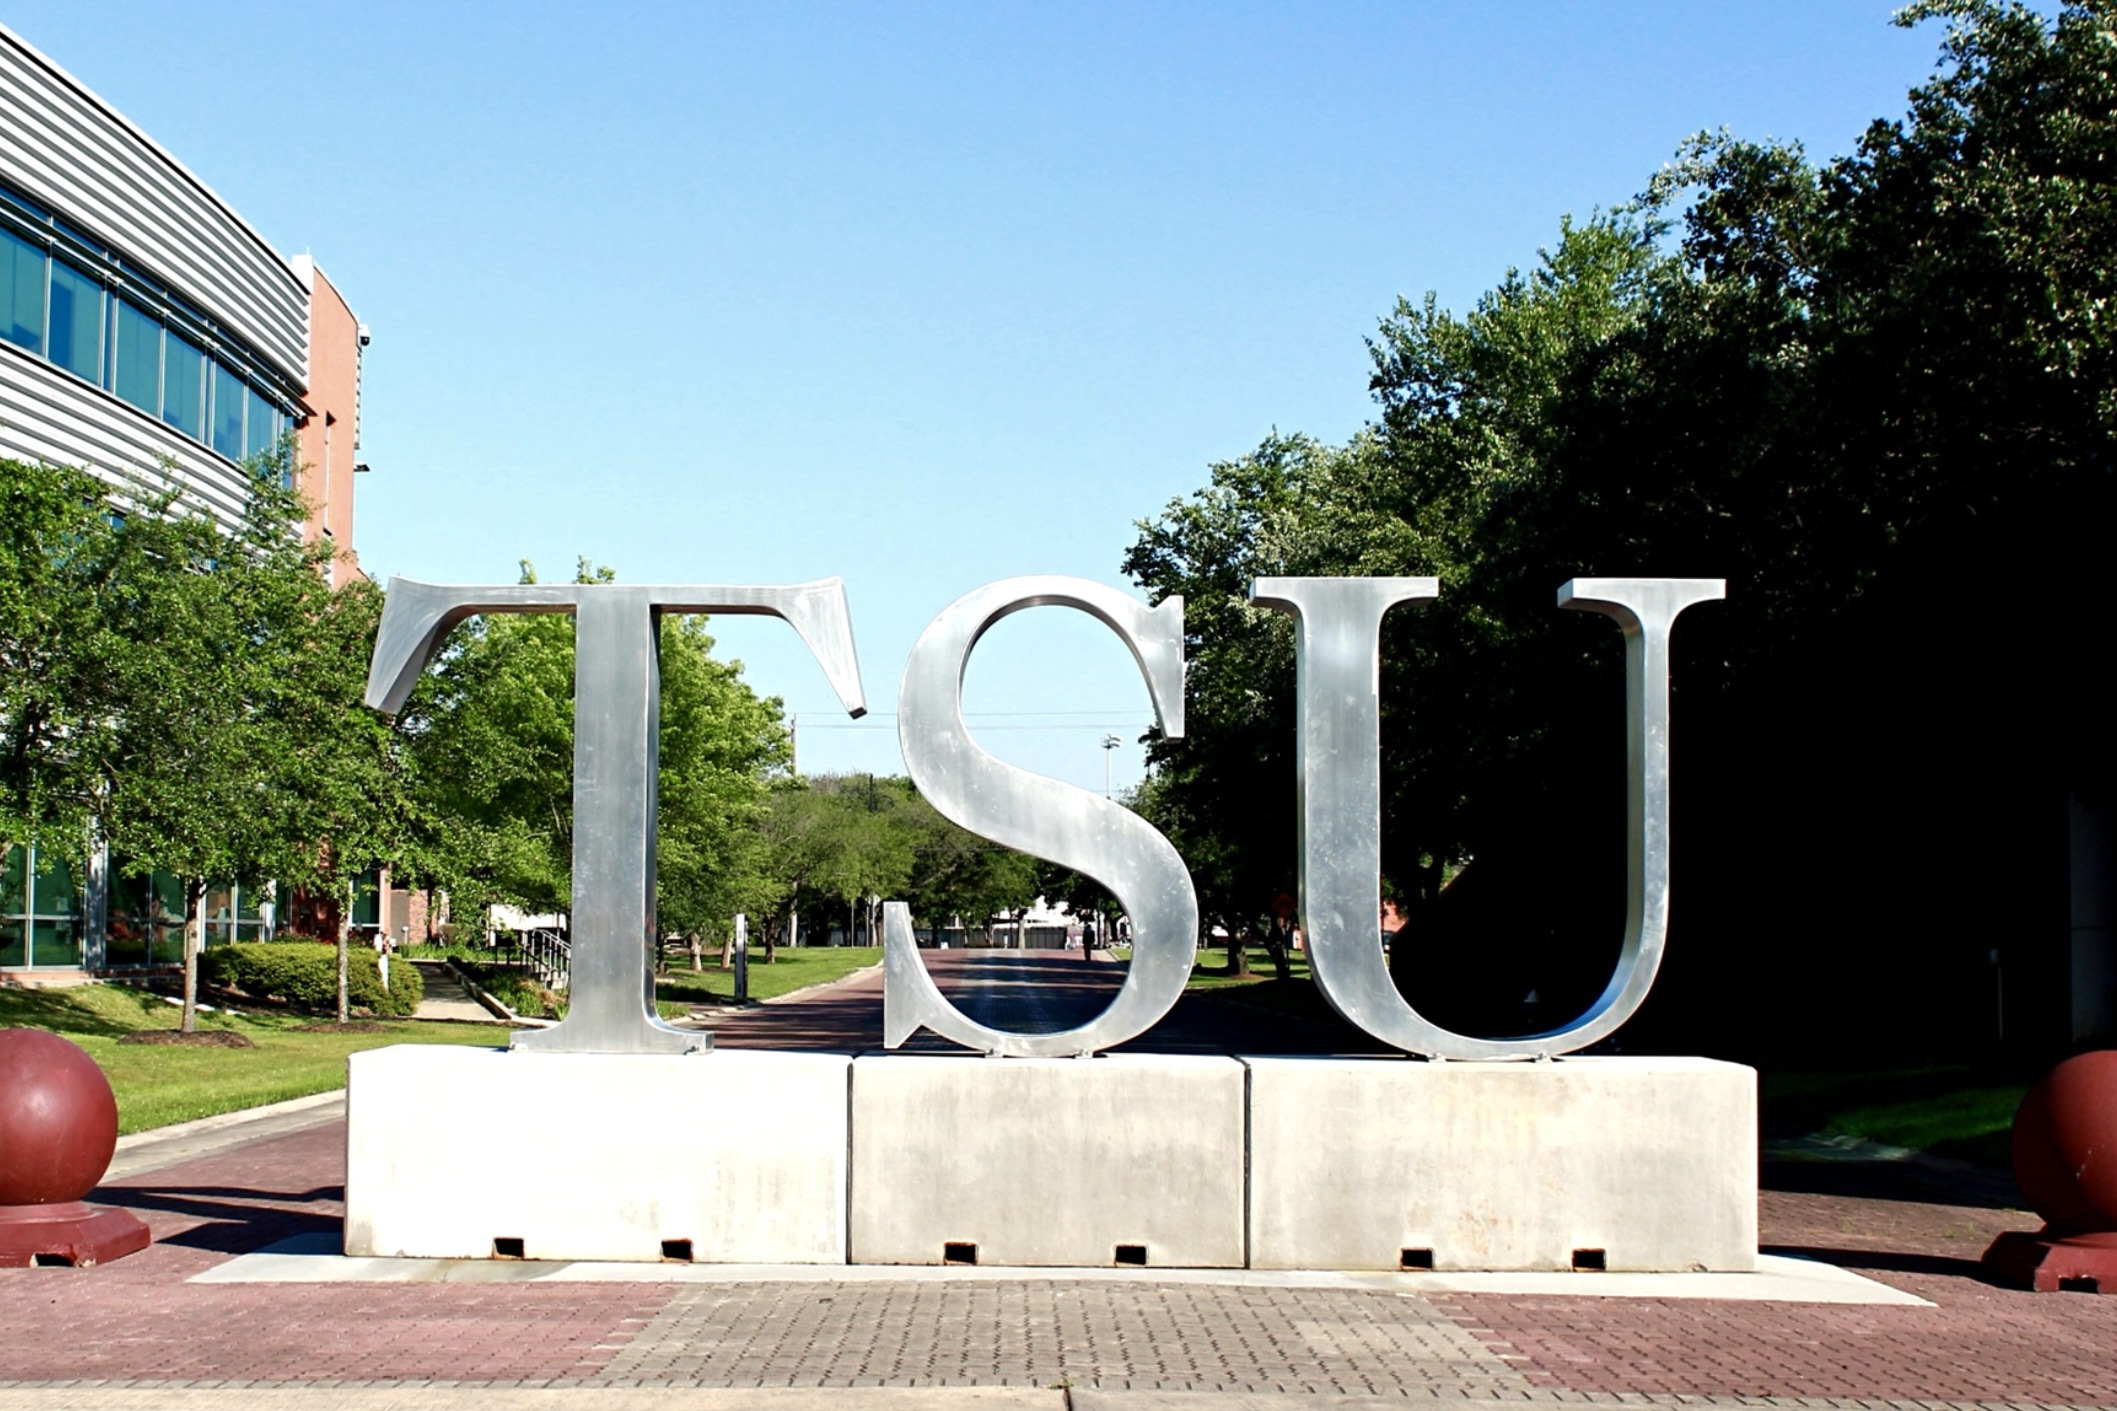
(1247, 1055, 1756, 1271)
(345, 1045, 849, 1263)
(850, 1054, 1246, 1268)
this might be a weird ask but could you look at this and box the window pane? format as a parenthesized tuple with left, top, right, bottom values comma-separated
(152, 869, 185, 925)
(352, 872, 380, 927)
(0, 845, 24, 915)
(0, 920, 22, 968)
(114, 297, 161, 414)
(164, 333, 204, 437)
(47, 259, 103, 381)
(105, 867, 153, 968)
(104, 915, 150, 968)
(203, 883, 236, 945)
(0, 227, 43, 353)
(31, 849, 79, 915)
(246, 385, 278, 463)
(211, 360, 244, 458)
(29, 918, 80, 967)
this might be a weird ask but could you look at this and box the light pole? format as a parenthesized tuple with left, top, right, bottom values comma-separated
(1101, 733, 1121, 799)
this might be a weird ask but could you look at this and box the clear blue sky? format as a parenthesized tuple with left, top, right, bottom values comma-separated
(14, 2, 1953, 793)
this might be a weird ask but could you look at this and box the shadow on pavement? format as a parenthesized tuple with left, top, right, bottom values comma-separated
(1761, 1154, 2023, 1211)
(1765, 1242, 1995, 1282)
(89, 1183, 342, 1254)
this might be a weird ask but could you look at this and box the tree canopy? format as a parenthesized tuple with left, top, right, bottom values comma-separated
(1127, 0, 2117, 1058)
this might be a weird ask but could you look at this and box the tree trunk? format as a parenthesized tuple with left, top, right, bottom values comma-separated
(689, 935, 704, 971)
(180, 879, 205, 1034)
(720, 931, 734, 969)
(336, 882, 352, 1024)
(1226, 916, 1249, 976)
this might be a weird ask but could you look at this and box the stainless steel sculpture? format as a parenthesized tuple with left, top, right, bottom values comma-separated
(885, 577, 1198, 1056)
(1250, 576, 1723, 1059)
(365, 578, 866, 1055)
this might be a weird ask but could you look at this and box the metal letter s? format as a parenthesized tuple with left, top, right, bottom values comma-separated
(885, 576, 1198, 1056)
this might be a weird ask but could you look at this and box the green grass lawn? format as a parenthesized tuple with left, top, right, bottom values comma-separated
(653, 945, 881, 1014)
(1759, 1066, 2027, 1167)
(1181, 947, 1341, 1024)
(0, 983, 506, 1135)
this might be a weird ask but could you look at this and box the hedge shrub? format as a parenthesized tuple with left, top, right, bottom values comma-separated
(201, 941, 424, 1017)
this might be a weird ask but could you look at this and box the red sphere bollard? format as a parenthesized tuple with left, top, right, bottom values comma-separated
(1983, 1049, 2117, 1293)
(0, 1028, 152, 1268)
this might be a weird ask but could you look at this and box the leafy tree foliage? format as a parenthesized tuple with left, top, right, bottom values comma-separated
(1, 461, 139, 858)
(395, 561, 795, 952)
(1, 450, 408, 1027)
(1128, 0, 2117, 1058)
(97, 455, 364, 1028)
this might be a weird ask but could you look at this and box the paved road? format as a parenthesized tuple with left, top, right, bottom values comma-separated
(703, 950, 1391, 1055)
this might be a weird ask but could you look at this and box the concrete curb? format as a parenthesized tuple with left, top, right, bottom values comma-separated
(764, 963, 881, 1006)
(104, 1090, 347, 1182)
(113, 1089, 344, 1152)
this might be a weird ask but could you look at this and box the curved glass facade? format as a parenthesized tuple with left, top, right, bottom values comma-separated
(0, 182, 292, 468)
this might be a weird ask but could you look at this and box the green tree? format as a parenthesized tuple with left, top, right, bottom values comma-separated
(655, 614, 791, 960)
(100, 455, 336, 1031)
(261, 576, 412, 1022)
(1127, 1, 2117, 1056)
(0, 459, 133, 862)
(399, 560, 792, 960)
(396, 563, 577, 923)
(806, 774, 915, 947)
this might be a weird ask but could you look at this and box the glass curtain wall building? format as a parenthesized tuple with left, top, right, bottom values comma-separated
(1, 22, 370, 972)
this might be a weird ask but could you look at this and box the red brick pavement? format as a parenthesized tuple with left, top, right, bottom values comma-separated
(0, 1125, 668, 1384)
(1433, 1187, 2117, 1404)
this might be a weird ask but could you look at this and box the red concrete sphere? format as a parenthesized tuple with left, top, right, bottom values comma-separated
(2012, 1049, 2117, 1236)
(0, 1029, 120, 1206)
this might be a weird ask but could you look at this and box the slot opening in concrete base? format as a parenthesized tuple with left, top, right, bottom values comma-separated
(2060, 1276, 2101, 1293)
(492, 1237, 525, 1259)
(31, 1253, 71, 1268)
(1400, 1247, 1434, 1270)
(1114, 1243, 1147, 1266)
(661, 1238, 693, 1262)
(1572, 1247, 1606, 1271)
(943, 1241, 977, 1265)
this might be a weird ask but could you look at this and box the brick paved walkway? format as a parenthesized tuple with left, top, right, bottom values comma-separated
(4, 960, 2112, 1407)
(0, 1105, 2108, 1404)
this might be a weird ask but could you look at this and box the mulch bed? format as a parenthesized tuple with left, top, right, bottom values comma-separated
(117, 1030, 255, 1048)
(290, 1020, 389, 1033)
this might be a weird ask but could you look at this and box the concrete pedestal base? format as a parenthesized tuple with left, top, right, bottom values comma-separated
(1982, 1229, 2117, 1293)
(0, 1201, 152, 1267)
(1247, 1056, 1757, 1272)
(343, 1047, 1755, 1272)
(344, 1045, 849, 1263)
(850, 1054, 1246, 1268)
